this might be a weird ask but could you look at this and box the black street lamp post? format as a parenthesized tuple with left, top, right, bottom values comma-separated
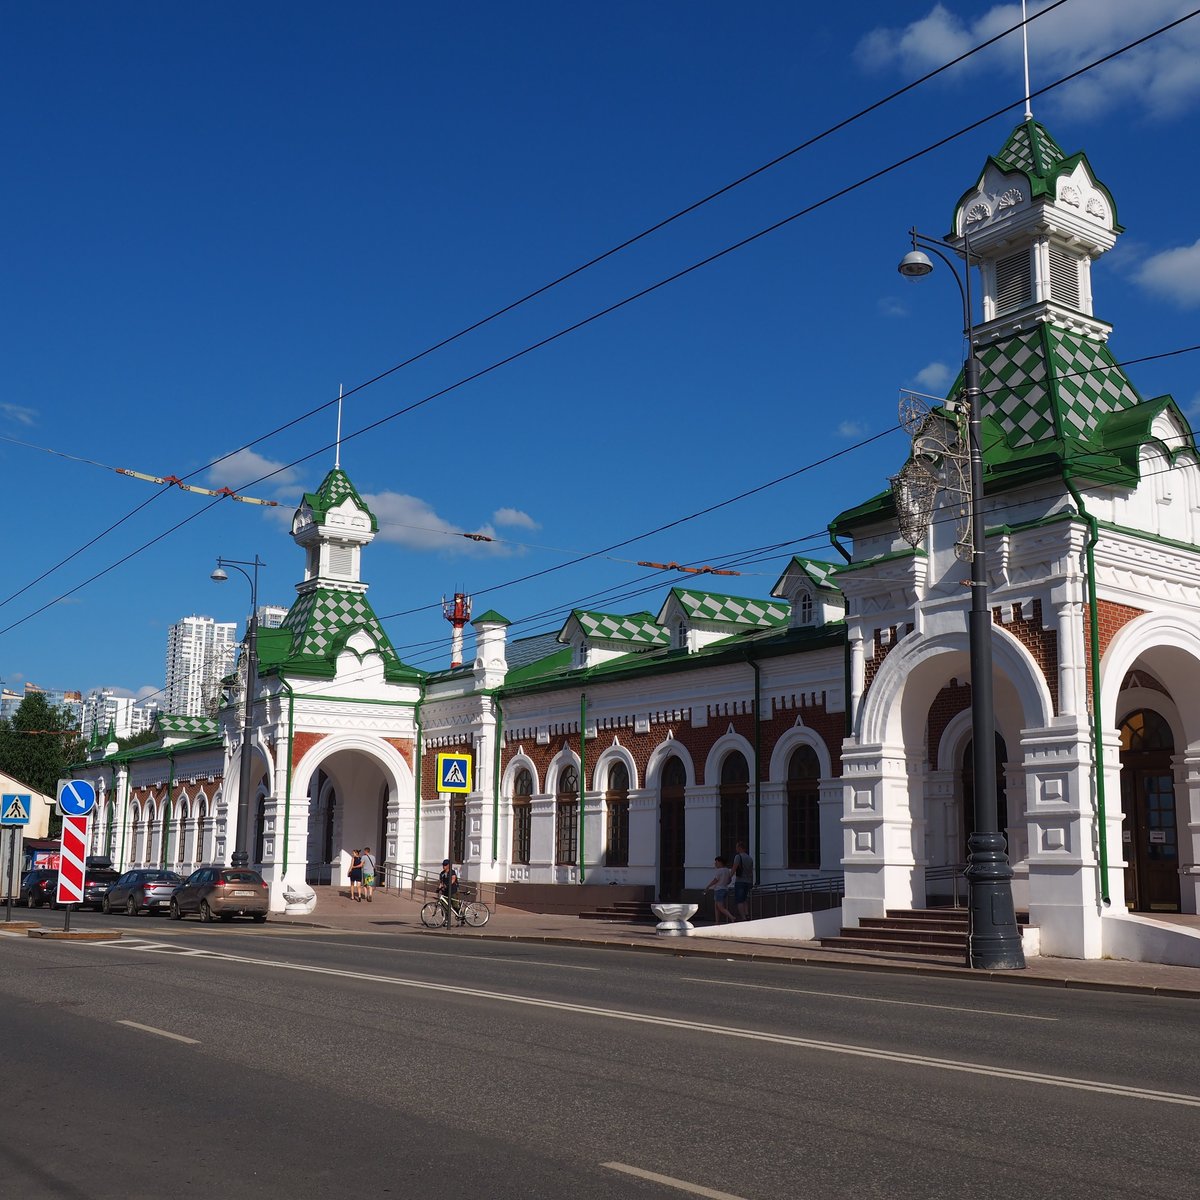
(212, 555, 264, 870)
(898, 227, 1025, 970)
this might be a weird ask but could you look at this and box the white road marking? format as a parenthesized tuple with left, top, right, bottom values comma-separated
(602, 1162, 746, 1199)
(118, 1020, 199, 1045)
(291, 936, 603, 971)
(89, 941, 1199, 1108)
(679, 975, 1057, 1021)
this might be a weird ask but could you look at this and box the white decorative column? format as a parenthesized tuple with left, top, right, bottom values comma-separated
(684, 785, 720, 891)
(1178, 748, 1200, 915)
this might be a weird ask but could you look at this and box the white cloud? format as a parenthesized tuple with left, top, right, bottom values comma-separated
(0, 402, 37, 426)
(365, 491, 517, 556)
(492, 507, 540, 530)
(857, 2, 1200, 120)
(208, 447, 301, 498)
(1134, 238, 1200, 307)
(878, 297, 910, 318)
(914, 361, 954, 389)
(837, 420, 869, 438)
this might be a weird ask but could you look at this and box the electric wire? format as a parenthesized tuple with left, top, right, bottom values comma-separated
(4, 8, 1196, 662)
(0, 0, 1077, 613)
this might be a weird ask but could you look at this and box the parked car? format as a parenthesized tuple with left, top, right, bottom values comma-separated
(80, 866, 121, 911)
(104, 869, 184, 916)
(169, 867, 269, 922)
(20, 868, 58, 908)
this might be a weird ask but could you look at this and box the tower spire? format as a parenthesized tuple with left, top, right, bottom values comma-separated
(335, 384, 343, 469)
(1022, 0, 1033, 120)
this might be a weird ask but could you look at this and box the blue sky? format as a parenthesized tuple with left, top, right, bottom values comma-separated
(4, 1, 1200, 702)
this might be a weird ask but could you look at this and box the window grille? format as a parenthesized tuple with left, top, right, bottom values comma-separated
(1048, 245, 1080, 308)
(995, 250, 1032, 314)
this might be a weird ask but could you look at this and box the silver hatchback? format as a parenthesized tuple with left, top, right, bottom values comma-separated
(169, 867, 269, 922)
(104, 869, 184, 916)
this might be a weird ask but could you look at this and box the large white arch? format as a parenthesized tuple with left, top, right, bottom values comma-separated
(703, 730, 756, 785)
(859, 624, 1055, 746)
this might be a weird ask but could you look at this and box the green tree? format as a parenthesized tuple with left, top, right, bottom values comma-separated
(117, 729, 159, 751)
(0, 694, 85, 835)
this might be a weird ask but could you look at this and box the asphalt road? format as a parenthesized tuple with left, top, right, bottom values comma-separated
(3, 917, 1198, 1199)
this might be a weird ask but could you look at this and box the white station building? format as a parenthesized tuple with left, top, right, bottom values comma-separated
(77, 117, 1200, 967)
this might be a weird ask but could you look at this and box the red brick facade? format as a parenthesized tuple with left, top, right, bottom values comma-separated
(291, 731, 327, 770)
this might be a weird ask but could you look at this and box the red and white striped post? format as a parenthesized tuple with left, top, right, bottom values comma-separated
(56, 779, 97, 932)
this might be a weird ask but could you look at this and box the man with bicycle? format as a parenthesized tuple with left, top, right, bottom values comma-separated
(438, 859, 461, 922)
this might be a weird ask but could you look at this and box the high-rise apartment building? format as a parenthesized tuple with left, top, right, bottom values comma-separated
(257, 604, 289, 629)
(164, 615, 238, 718)
(79, 689, 135, 740)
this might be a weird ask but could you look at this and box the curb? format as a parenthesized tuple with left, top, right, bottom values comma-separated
(26, 928, 125, 942)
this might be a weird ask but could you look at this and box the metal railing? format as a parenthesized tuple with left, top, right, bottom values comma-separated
(745, 873, 845, 921)
(924, 863, 967, 908)
(380, 864, 505, 909)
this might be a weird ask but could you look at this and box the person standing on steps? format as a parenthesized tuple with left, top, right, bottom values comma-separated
(349, 848, 363, 901)
(360, 846, 377, 903)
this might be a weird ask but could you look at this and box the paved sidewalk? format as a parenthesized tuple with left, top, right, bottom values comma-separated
(273, 887, 1200, 1000)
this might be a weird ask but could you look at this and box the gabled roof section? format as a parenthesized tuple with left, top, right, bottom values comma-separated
(261, 587, 422, 683)
(300, 467, 378, 532)
(772, 556, 841, 595)
(658, 588, 789, 628)
(472, 608, 510, 626)
(560, 609, 670, 647)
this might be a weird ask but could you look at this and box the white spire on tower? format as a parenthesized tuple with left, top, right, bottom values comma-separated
(335, 383, 343, 469)
(1022, 0, 1033, 120)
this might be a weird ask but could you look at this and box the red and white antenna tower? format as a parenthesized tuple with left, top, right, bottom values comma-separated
(442, 592, 472, 668)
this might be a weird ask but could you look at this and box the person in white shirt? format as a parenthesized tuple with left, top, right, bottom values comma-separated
(704, 856, 735, 924)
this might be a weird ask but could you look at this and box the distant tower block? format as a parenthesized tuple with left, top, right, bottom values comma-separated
(442, 592, 472, 668)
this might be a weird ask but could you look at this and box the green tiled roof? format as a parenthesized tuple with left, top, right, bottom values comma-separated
(794, 558, 840, 591)
(262, 586, 422, 683)
(570, 610, 670, 645)
(972, 325, 1143, 456)
(669, 588, 789, 627)
(156, 715, 218, 738)
(995, 119, 1065, 180)
(472, 609, 510, 626)
(300, 467, 378, 532)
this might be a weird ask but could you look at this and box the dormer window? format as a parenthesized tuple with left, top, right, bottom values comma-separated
(995, 249, 1033, 314)
(677, 621, 687, 650)
(798, 591, 814, 625)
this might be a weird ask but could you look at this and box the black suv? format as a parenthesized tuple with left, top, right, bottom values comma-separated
(81, 865, 120, 911)
(20, 868, 58, 907)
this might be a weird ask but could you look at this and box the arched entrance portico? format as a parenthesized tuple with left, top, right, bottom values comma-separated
(290, 735, 414, 892)
(844, 624, 1053, 931)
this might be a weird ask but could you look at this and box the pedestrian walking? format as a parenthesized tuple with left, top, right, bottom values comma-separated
(349, 848, 364, 901)
(704, 856, 735, 924)
(731, 840, 754, 920)
(360, 846, 377, 902)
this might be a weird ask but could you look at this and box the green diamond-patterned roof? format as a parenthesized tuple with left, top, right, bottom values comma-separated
(571, 610, 670, 645)
(156, 715, 218, 738)
(995, 119, 1065, 178)
(796, 558, 840, 591)
(300, 466, 378, 532)
(265, 586, 421, 682)
(672, 589, 789, 627)
(971, 325, 1143, 454)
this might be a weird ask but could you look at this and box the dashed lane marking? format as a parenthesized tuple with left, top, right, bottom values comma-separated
(117, 1020, 200, 1045)
(678, 975, 1058, 1021)
(84, 940, 1200, 1108)
(602, 1163, 745, 1199)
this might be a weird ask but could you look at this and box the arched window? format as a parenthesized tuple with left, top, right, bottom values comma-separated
(511, 768, 533, 865)
(196, 805, 209, 865)
(555, 764, 579, 866)
(254, 797, 267, 865)
(786, 745, 821, 869)
(450, 795, 466, 865)
(659, 756, 687, 901)
(719, 751, 750, 855)
(798, 591, 814, 625)
(605, 760, 630, 867)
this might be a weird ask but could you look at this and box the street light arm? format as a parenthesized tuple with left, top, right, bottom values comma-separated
(907, 228, 974, 347)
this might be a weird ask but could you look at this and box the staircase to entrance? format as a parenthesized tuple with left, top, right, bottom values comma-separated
(820, 907, 1030, 958)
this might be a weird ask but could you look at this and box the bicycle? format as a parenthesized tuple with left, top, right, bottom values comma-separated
(420, 893, 490, 928)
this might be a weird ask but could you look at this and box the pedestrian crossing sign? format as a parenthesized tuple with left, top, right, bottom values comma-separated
(436, 753, 472, 794)
(1, 794, 32, 825)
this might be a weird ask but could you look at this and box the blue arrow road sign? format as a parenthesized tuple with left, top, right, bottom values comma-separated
(58, 779, 96, 817)
(1, 794, 31, 825)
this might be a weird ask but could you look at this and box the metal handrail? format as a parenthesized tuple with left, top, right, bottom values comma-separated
(924, 862, 967, 908)
(744, 873, 845, 921)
